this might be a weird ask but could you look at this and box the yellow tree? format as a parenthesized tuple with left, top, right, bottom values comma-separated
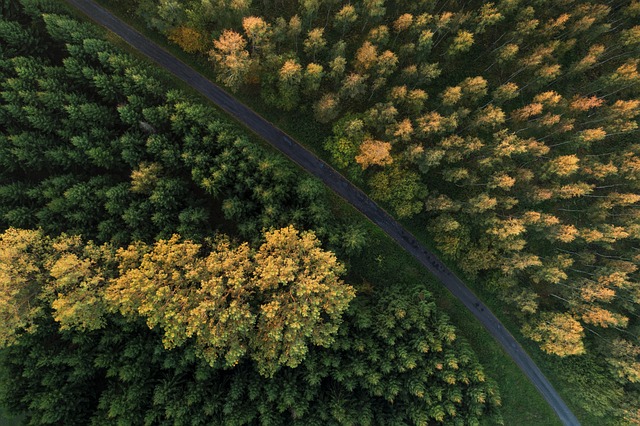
(277, 58, 303, 110)
(303, 27, 326, 60)
(209, 30, 251, 91)
(242, 16, 271, 55)
(167, 26, 207, 54)
(447, 30, 474, 56)
(355, 138, 393, 169)
(334, 4, 358, 36)
(302, 62, 324, 94)
(354, 40, 378, 74)
(105, 227, 354, 377)
(47, 236, 114, 332)
(523, 312, 586, 356)
(251, 226, 354, 376)
(0, 229, 51, 347)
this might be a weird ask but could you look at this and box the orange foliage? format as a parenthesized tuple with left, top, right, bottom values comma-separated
(512, 102, 543, 121)
(581, 307, 628, 328)
(355, 139, 393, 169)
(570, 95, 604, 111)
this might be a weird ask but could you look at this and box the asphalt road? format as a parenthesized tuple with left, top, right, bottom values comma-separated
(65, 1, 581, 424)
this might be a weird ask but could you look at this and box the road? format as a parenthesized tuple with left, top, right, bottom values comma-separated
(65, 1, 580, 424)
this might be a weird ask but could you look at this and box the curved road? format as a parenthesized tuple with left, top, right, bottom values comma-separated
(65, 1, 579, 424)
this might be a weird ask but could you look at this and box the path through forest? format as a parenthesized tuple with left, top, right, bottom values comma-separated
(64, 1, 580, 424)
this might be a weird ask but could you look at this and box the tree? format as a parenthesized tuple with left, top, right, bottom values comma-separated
(355, 138, 393, 169)
(460, 76, 488, 102)
(242, 16, 271, 55)
(277, 58, 303, 110)
(313, 92, 340, 123)
(303, 27, 326, 60)
(523, 313, 586, 356)
(369, 165, 426, 218)
(130, 162, 162, 194)
(476, 2, 503, 34)
(334, 4, 358, 36)
(324, 115, 363, 167)
(209, 30, 251, 91)
(354, 40, 378, 74)
(492, 82, 519, 103)
(251, 226, 354, 376)
(302, 62, 323, 95)
(167, 26, 206, 53)
(474, 105, 505, 129)
(340, 72, 368, 100)
(328, 55, 346, 83)
(447, 30, 474, 55)
(0, 229, 50, 348)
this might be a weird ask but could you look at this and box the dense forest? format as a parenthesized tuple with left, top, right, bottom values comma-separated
(0, 1, 503, 424)
(107, 0, 640, 421)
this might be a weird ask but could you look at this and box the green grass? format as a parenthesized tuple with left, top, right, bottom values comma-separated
(60, 1, 577, 424)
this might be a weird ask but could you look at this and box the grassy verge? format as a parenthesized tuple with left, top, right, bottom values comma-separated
(62, 1, 568, 424)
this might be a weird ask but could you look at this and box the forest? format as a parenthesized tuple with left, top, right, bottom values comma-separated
(94, 0, 640, 422)
(0, 1, 504, 424)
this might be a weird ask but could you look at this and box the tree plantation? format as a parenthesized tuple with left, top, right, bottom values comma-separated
(109, 0, 640, 421)
(0, 1, 503, 424)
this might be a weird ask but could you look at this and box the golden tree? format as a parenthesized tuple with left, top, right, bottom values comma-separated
(0, 229, 50, 347)
(355, 139, 393, 169)
(105, 227, 354, 377)
(251, 226, 354, 376)
(209, 30, 251, 91)
(167, 26, 206, 54)
(523, 312, 586, 356)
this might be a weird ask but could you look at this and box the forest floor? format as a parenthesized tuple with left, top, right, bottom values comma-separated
(58, 1, 608, 424)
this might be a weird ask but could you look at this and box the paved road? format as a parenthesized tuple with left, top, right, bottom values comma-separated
(65, 1, 580, 424)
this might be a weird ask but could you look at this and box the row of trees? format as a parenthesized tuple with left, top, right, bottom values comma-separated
(0, 226, 354, 378)
(122, 0, 640, 420)
(0, 2, 502, 424)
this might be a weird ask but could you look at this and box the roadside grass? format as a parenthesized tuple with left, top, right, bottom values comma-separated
(60, 1, 572, 424)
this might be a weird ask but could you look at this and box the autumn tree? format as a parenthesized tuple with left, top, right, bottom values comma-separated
(355, 138, 393, 169)
(209, 30, 251, 91)
(167, 26, 206, 53)
(523, 313, 586, 357)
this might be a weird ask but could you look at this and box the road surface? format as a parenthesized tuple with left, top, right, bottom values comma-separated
(65, 1, 580, 424)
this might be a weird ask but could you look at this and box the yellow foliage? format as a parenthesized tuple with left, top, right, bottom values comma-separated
(0, 229, 49, 347)
(523, 312, 585, 357)
(168, 26, 206, 54)
(546, 154, 580, 176)
(355, 139, 393, 169)
(581, 307, 628, 328)
(570, 95, 604, 111)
